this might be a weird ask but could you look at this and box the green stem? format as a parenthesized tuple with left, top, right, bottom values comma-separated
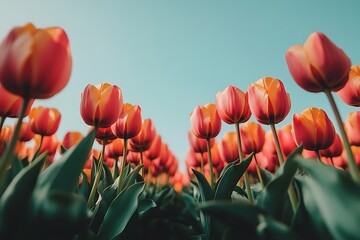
(200, 152, 204, 174)
(87, 140, 106, 209)
(117, 138, 128, 195)
(254, 153, 264, 188)
(324, 89, 360, 183)
(206, 138, 215, 189)
(0, 98, 30, 194)
(140, 150, 144, 177)
(0, 116, 5, 134)
(270, 123, 297, 212)
(146, 161, 152, 189)
(315, 150, 321, 163)
(235, 122, 254, 203)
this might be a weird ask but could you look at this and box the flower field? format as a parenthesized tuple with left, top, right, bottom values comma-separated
(0, 23, 359, 240)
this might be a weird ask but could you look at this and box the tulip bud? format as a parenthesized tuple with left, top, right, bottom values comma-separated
(337, 66, 360, 107)
(190, 103, 221, 139)
(111, 103, 142, 139)
(240, 122, 265, 154)
(344, 111, 360, 146)
(29, 107, 61, 136)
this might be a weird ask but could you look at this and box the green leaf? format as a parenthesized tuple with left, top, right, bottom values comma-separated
(214, 153, 253, 200)
(77, 171, 90, 198)
(138, 199, 157, 217)
(257, 215, 300, 240)
(122, 164, 143, 191)
(97, 182, 145, 240)
(35, 129, 95, 193)
(60, 145, 68, 154)
(258, 166, 274, 186)
(0, 153, 46, 238)
(192, 168, 214, 201)
(293, 156, 360, 240)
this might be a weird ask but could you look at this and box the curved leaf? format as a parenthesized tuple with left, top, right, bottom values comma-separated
(97, 182, 145, 240)
(257, 215, 300, 240)
(192, 168, 214, 202)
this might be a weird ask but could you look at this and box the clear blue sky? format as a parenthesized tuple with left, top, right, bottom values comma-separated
(1, 1, 359, 172)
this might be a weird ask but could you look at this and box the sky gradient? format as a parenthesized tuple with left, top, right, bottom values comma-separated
(1, 1, 359, 172)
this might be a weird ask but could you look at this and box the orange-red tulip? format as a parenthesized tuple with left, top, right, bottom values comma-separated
(80, 83, 123, 128)
(95, 126, 117, 143)
(127, 151, 140, 165)
(248, 77, 291, 125)
(188, 130, 214, 154)
(0, 84, 33, 118)
(277, 124, 297, 157)
(240, 122, 265, 154)
(61, 131, 83, 149)
(190, 103, 221, 139)
(145, 134, 162, 160)
(129, 119, 156, 152)
(217, 131, 239, 163)
(337, 66, 360, 107)
(105, 138, 124, 159)
(292, 107, 335, 151)
(216, 85, 251, 124)
(111, 103, 142, 139)
(34, 134, 59, 155)
(286, 32, 351, 93)
(18, 122, 34, 142)
(29, 107, 61, 136)
(320, 133, 343, 158)
(0, 23, 72, 99)
(344, 111, 360, 146)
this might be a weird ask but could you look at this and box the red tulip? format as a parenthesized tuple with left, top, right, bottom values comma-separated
(129, 119, 156, 152)
(35, 134, 59, 155)
(248, 77, 291, 125)
(285, 32, 351, 93)
(80, 83, 123, 128)
(188, 130, 214, 154)
(190, 103, 221, 139)
(320, 134, 343, 158)
(29, 107, 61, 136)
(217, 131, 239, 163)
(18, 122, 34, 142)
(216, 85, 251, 124)
(95, 126, 117, 144)
(105, 138, 124, 159)
(344, 111, 360, 146)
(0, 84, 33, 118)
(0, 23, 72, 99)
(145, 134, 162, 160)
(337, 66, 360, 106)
(277, 124, 297, 156)
(240, 122, 265, 154)
(292, 107, 335, 151)
(61, 131, 83, 149)
(111, 103, 142, 139)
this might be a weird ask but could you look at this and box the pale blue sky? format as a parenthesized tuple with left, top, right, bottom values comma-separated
(1, 1, 359, 172)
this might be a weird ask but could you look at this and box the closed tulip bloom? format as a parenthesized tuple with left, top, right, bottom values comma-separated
(240, 122, 265, 154)
(292, 107, 335, 151)
(320, 134, 343, 158)
(34, 134, 59, 155)
(217, 131, 239, 163)
(111, 103, 142, 139)
(345, 111, 360, 146)
(216, 86, 251, 124)
(95, 126, 117, 143)
(248, 77, 291, 125)
(188, 130, 215, 154)
(0, 84, 34, 118)
(61, 131, 83, 149)
(29, 107, 61, 136)
(145, 134, 162, 160)
(190, 103, 221, 139)
(129, 119, 156, 152)
(105, 138, 124, 159)
(18, 122, 34, 142)
(278, 124, 297, 156)
(337, 66, 360, 107)
(285, 32, 351, 93)
(0, 23, 72, 99)
(80, 83, 123, 128)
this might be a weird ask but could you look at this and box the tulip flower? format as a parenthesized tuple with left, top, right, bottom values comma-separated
(240, 122, 265, 154)
(292, 107, 335, 161)
(145, 134, 162, 161)
(345, 111, 360, 146)
(0, 23, 72, 99)
(277, 124, 297, 157)
(18, 122, 34, 142)
(337, 66, 360, 107)
(105, 138, 124, 159)
(187, 131, 215, 173)
(29, 107, 61, 136)
(80, 83, 123, 128)
(320, 134, 343, 166)
(190, 103, 221, 189)
(95, 126, 117, 145)
(218, 131, 239, 164)
(0, 84, 33, 120)
(216, 86, 251, 124)
(61, 131, 83, 150)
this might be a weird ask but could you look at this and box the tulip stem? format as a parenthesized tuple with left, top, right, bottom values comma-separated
(0, 117, 5, 133)
(254, 153, 264, 188)
(315, 150, 321, 163)
(206, 138, 215, 189)
(146, 161, 152, 189)
(235, 122, 254, 203)
(324, 89, 360, 183)
(329, 157, 335, 166)
(140, 151, 144, 177)
(200, 152, 205, 174)
(270, 123, 298, 212)
(117, 138, 128, 195)
(87, 140, 106, 209)
(0, 98, 30, 195)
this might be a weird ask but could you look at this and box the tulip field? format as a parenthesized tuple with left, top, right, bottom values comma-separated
(0, 23, 360, 240)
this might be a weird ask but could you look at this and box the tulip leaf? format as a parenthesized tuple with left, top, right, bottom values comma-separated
(77, 171, 90, 198)
(0, 153, 46, 239)
(122, 164, 143, 191)
(256, 215, 300, 240)
(214, 153, 253, 200)
(192, 168, 214, 201)
(292, 156, 360, 240)
(219, 159, 240, 177)
(138, 199, 157, 217)
(35, 129, 95, 194)
(97, 181, 145, 240)
(259, 166, 274, 186)
(60, 145, 67, 154)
